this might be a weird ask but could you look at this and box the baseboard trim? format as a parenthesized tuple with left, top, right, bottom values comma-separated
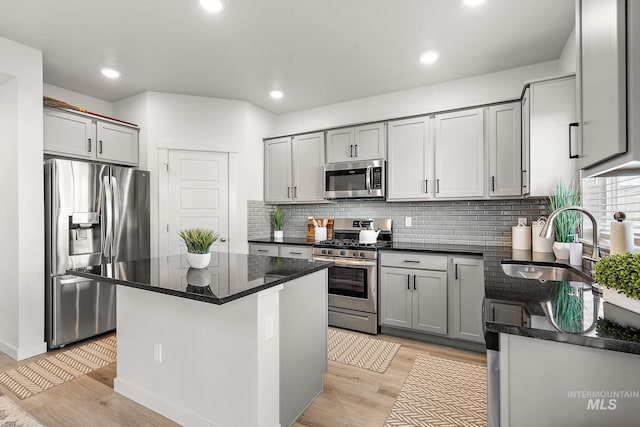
(0, 338, 46, 361)
(114, 377, 221, 427)
(380, 326, 486, 353)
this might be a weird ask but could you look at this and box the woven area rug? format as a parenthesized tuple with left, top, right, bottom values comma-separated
(384, 353, 487, 427)
(0, 395, 43, 426)
(327, 327, 400, 373)
(0, 335, 116, 400)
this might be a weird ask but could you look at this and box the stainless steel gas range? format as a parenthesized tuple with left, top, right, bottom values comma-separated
(312, 218, 392, 334)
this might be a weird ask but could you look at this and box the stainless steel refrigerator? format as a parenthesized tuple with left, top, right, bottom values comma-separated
(44, 158, 150, 349)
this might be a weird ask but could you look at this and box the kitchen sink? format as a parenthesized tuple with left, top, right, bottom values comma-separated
(501, 262, 594, 283)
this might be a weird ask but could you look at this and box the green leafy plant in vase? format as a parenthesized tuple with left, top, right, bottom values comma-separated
(547, 180, 582, 261)
(595, 253, 640, 314)
(178, 228, 219, 269)
(272, 208, 286, 240)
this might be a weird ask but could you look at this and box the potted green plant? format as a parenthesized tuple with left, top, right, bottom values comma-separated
(547, 180, 582, 261)
(178, 228, 219, 269)
(595, 253, 640, 314)
(272, 208, 286, 240)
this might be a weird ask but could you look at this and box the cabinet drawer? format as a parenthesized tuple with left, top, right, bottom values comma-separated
(249, 244, 279, 256)
(280, 245, 312, 260)
(380, 251, 447, 270)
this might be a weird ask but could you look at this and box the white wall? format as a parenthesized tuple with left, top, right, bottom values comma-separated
(43, 83, 114, 117)
(114, 92, 275, 257)
(0, 36, 46, 360)
(558, 28, 577, 74)
(274, 60, 562, 136)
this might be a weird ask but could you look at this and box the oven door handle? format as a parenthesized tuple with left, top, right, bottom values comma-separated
(313, 256, 377, 267)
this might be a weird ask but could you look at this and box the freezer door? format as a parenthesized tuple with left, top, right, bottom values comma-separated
(51, 275, 116, 348)
(45, 159, 109, 275)
(110, 166, 150, 262)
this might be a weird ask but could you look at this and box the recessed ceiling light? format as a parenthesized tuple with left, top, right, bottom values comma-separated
(462, 0, 485, 6)
(419, 51, 440, 65)
(101, 68, 121, 79)
(270, 90, 284, 100)
(200, 0, 225, 12)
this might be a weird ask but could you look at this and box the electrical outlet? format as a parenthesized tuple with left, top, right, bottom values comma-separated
(265, 315, 274, 341)
(153, 343, 162, 363)
(405, 217, 412, 227)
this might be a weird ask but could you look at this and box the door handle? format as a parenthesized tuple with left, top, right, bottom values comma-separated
(436, 179, 440, 193)
(87, 138, 92, 153)
(407, 274, 411, 290)
(111, 176, 120, 258)
(413, 275, 416, 290)
(455, 263, 459, 280)
(294, 186, 298, 198)
(521, 170, 527, 188)
(491, 176, 496, 192)
(220, 237, 227, 243)
(425, 179, 428, 193)
(289, 251, 302, 255)
(99, 140, 103, 154)
(569, 122, 579, 159)
(287, 187, 291, 198)
(102, 176, 112, 257)
(350, 145, 354, 157)
(354, 144, 359, 157)
(402, 260, 420, 263)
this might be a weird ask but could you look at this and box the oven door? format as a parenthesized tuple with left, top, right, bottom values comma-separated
(314, 256, 377, 314)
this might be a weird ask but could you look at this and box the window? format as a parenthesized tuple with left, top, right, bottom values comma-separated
(581, 175, 640, 248)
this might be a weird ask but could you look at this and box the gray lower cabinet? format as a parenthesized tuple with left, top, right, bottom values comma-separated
(379, 251, 485, 344)
(248, 243, 312, 260)
(379, 252, 449, 335)
(451, 256, 485, 343)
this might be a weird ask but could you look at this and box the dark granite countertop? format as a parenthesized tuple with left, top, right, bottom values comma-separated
(248, 237, 314, 246)
(383, 242, 486, 256)
(67, 252, 332, 305)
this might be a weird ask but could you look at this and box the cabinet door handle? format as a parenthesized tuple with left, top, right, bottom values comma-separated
(289, 251, 302, 255)
(354, 144, 359, 157)
(287, 187, 291, 198)
(407, 274, 411, 290)
(521, 170, 527, 188)
(491, 176, 496, 192)
(569, 122, 579, 159)
(455, 263, 459, 280)
(402, 260, 420, 263)
(99, 140, 103, 154)
(413, 275, 416, 290)
(436, 179, 440, 194)
(258, 249, 268, 253)
(350, 145, 354, 157)
(87, 138, 92, 152)
(294, 186, 297, 198)
(425, 179, 428, 193)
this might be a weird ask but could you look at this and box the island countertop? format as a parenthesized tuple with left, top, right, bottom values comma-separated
(67, 252, 333, 305)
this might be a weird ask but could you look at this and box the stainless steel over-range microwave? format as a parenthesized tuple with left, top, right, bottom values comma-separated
(324, 159, 385, 199)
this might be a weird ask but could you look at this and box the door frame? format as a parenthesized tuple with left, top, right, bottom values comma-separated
(157, 148, 233, 258)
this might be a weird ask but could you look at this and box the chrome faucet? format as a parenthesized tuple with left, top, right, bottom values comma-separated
(539, 205, 601, 263)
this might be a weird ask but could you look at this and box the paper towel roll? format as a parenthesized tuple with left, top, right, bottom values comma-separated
(512, 224, 531, 250)
(611, 221, 634, 254)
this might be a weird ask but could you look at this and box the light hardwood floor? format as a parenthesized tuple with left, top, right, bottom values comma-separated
(0, 332, 486, 426)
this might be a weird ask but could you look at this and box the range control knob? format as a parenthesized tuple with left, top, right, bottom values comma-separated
(359, 252, 366, 258)
(340, 250, 346, 256)
(321, 249, 328, 255)
(352, 251, 358, 257)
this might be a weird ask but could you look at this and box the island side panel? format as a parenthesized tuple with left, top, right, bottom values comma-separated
(500, 334, 640, 426)
(279, 269, 329, 427)
(114, 285, 279, 427)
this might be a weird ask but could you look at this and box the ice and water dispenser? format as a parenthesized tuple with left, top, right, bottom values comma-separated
(68, 212, 101, 256)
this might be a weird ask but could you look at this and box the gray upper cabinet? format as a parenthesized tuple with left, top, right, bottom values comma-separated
(264, 132, 325, 203)
(488, 102, 522, 197)
(434, 108, 485, 198)
(44, 108, 139, 166)
(326, 123, 385, 163)
(579, 0, 627, 169)
(523, 76, 577, 196)
(451, 256, 485, 343)
(387, 116, 434, 200)
(521, 89, 531, 195)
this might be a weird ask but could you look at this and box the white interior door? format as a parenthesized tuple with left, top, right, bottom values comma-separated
(167, 150, 229, 256)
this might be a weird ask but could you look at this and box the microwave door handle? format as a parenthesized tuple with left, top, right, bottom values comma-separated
(366, 163, 372, 194)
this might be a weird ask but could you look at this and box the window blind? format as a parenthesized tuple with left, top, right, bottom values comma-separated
(581, 175, 640, 247)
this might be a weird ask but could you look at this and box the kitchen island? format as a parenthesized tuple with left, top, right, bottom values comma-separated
(69, 253, 333, 427)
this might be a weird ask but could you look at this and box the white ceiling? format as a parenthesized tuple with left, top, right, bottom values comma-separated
(0, 0, 574, 114)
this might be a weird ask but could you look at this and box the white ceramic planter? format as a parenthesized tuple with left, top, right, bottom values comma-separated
(603, 287, 640, 314)
(274, 230, 284, 240)
(186, 252, 211, 269)
(552, 242, 571, 260)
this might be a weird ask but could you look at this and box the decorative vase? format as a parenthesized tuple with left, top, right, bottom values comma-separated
(274, 230, 283, 240)
(552, 242, 571, 260)
(186, 252, 211, 269)
(603, 287, 640, 315)
(569, 242, 583, 265)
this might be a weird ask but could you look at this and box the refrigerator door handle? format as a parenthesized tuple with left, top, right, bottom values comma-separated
(111, 176, 121, 258)
(102, 176, 113, 257)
